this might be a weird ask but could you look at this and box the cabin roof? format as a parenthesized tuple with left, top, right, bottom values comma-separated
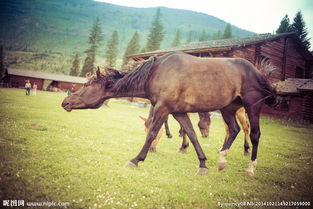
(6, 68, 87, 84)
(298, 79, 313, 92)
(275, 78, 313, 94)
(130, 32, 313, 60)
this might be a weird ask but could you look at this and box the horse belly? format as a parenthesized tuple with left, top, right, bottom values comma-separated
(157, 80, 239, 113)
(149, 56, 242, 112)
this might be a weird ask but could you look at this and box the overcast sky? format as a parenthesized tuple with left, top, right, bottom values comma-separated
(96, 0, 313, 48)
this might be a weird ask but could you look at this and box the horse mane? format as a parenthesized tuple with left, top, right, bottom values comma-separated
(112, 56, 156, 95)
(253, 58, 277, 106)
(255, 57, 276, 79)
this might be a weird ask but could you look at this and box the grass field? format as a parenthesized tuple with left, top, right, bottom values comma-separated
(0, 88, 313, 209)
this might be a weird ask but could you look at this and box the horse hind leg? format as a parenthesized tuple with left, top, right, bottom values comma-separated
(218, 107, 241, 171)
(236, 107, 250, 156)
(243, 96, 263, 177)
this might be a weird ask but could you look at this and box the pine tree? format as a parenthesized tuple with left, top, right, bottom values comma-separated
(223, 23, 232, 39)
(0, 46, 5, 79)
(276, 14, 291, 34)
(290, 11, 311, 49)
(69, 53, 80, 76)
(171, 30, 181, 47)
(199, 30, 206, 42)
(186, 31, 193, 43)
(145, 8, 164, 51)
(80, 17, 103, 77)
(122, 31, 140, 68)
(105, 31, 119, 67)
(212, 30, 222, 40)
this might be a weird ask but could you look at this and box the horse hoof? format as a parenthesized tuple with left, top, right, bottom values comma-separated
(244, 151, 250, 156)
(125, 161, 137, 167)
(149, 148, 156, 152)
(167, 135, 173, 138)
(218, 162, 227, 171)
(197, 167, 208, 175)
(178, 148, 187, 153)
(244, 170, 254, 177)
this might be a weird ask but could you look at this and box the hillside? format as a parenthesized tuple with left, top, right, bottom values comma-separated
(0, 0, 254, 74)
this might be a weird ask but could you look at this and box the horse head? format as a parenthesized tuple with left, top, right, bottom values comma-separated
(61, 67, 123, 112)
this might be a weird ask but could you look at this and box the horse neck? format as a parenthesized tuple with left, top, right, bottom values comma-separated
(110, 88, 147, 99)
(109, 74, 149, 99)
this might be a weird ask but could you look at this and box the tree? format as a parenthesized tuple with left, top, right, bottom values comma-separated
(122, 31, 140, 68)
(290, 11, 311, 49)
(212, 30, 222, 40)
(186, 31, 193, 43)
(105, 31, 119, 67)
(223, 23, 232, 39)
(171, 30, 181, 47)
(69, 53, 80, 76)
(199, 30, 206, 41)
(276, 14, 291, 34)
(145, 8, 164, 51)
(0, 46, 5, 79)
(80, 17, 103, 77)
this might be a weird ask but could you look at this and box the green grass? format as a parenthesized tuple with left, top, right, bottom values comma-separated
(0, 88, 313, 209)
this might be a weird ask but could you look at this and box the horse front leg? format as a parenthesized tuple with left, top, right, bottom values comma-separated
(126, 106, 169, 167)
(164, 117, 173, 138)
(198, 112, 210, 138)
(172, 113, 208, 175)
(178, 126, 189, 153)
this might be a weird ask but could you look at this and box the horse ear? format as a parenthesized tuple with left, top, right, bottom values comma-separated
(96, 67, 101, 78)
(139, 116, 147, 121)
(85, 72, 92, 79)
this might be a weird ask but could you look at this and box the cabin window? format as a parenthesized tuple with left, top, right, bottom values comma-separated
(295, 67, 304, 78)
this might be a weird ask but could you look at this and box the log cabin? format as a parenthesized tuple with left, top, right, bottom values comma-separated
(129, 32, 313, 123)
(1, 68, 87, 92)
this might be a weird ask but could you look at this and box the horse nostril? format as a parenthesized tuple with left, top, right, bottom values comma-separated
(61, 101, 70, 108)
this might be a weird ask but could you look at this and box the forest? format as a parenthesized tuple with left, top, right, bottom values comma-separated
(0, 0, 253, 75)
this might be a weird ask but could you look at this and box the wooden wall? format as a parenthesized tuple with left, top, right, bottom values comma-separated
(205, 37, 310, 83)
(262, 96, 304, 120)
(59, 82, 83, 92)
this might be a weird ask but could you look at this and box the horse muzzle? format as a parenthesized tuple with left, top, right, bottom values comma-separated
(61, 99, 73, 112)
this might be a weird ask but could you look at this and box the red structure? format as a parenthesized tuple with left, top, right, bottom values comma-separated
(2, 68, 86, 92)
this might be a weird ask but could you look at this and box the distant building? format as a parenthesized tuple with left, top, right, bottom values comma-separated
(130, 32, 313, 123)
(2, 68, 86, 92)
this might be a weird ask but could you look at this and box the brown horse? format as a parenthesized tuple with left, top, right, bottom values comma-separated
(62, 52, 276, 176)
(139, 115, 163, 152)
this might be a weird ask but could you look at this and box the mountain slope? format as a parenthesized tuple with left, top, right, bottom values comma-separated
(0, 0, 254, 73)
